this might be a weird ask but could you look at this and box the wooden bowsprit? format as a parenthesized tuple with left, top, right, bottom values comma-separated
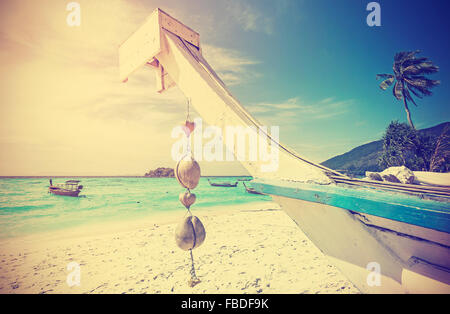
(119, 8, 200, 93)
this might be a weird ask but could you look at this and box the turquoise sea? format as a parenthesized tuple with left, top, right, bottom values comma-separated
(0, 177, 271, 239)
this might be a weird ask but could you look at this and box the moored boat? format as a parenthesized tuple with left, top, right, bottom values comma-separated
(207, 179, 238, 187)
(243, 182, 265, 195)
(49, 180, 83, 197)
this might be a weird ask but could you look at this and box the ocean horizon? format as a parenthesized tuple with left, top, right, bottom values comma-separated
(0, 175, 253, 178)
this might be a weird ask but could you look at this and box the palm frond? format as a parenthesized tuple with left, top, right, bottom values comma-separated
(376, 74, 394, 80)
(379, 76, 395, 90)
(394, 51, 420, 69)
(403, 57, 428, 67)
(394, 51, 419, 63)
(393, 81, 403, 100)
(407, 83, 433, 97)
(404, 76, 440, 89)
(407, 85, 424, 99)
(403, 87, 418, 106)
(403, 62, 439, 75)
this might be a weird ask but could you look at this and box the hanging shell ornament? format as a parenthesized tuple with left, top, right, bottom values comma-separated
(182, 120, 196, 137)
(174, 99, 205, 287)
(175, 156, 201, 190)
(175, 215, 206, 251)
(179, 191, 196, 209)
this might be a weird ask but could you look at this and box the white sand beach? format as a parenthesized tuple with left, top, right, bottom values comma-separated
(0, 202, 358, 294)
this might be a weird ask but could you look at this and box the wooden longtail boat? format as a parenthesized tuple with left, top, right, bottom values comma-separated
(119, 8, 450, 293)
(208, 179, 238, 187)
(243, 182, 265, 195)
(49, 180, 83, 197)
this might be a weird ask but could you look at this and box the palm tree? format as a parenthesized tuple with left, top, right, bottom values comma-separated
(376, 51, 440, 129)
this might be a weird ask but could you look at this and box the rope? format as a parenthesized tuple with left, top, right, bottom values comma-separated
(184, 98, 192, 154)
(186, 98, 191, 121)
(188, 249, 201, 287)
(183, 97, 201, 287)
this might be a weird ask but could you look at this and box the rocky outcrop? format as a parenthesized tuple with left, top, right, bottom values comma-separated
(144, 167, 175, 178)
(365, 166, 416, 184)
(365, 171, 383, 181)
(381, 174, 402, 183)
(380, 166, 415, 184)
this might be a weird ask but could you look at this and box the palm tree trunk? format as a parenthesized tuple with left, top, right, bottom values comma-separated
(403, 97, 415, 130)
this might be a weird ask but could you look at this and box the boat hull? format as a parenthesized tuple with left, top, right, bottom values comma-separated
(209, 182, 238, 187)
(49, 188, 81, 197)
(272, 195, 450, 293)
(246, 189, 265, 195)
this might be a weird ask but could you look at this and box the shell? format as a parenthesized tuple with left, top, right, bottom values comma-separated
(182, 120, 196, 137)
(175, 216, 206, 251)
(175, 157, 201, 190)
(179, 191, 196, 209)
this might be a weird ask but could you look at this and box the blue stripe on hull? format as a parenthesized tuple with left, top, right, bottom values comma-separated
(252, 180, 450, 234)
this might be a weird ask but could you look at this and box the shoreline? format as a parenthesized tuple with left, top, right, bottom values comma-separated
(0, 201, 275, 247)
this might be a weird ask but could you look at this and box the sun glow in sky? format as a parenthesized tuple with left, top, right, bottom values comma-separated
(0, 0, 449, 176)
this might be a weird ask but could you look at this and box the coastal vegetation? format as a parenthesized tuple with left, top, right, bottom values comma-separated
(322, 122, 449, 175)
(379, 121, 448, 172)
(325, 51, 445, 176)
(144, 167, 174, 178)
(376, 51, 440, 129)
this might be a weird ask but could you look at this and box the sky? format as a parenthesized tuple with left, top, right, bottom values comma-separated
(0, 0, 449, 176)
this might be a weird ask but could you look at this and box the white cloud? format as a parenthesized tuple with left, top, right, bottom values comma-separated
(246, 97, 353, 121)
(226, 1, 274, 35)
(202, 44, 260, 85)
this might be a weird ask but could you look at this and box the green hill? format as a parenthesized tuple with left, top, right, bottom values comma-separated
(321, 122, 449, 175)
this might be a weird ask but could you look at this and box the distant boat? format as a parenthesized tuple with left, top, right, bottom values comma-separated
(237, 178, 252, 182)
(207, 179, 238, 187)
(243, 182, 265, 195)
(48, 180, 83, 197)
